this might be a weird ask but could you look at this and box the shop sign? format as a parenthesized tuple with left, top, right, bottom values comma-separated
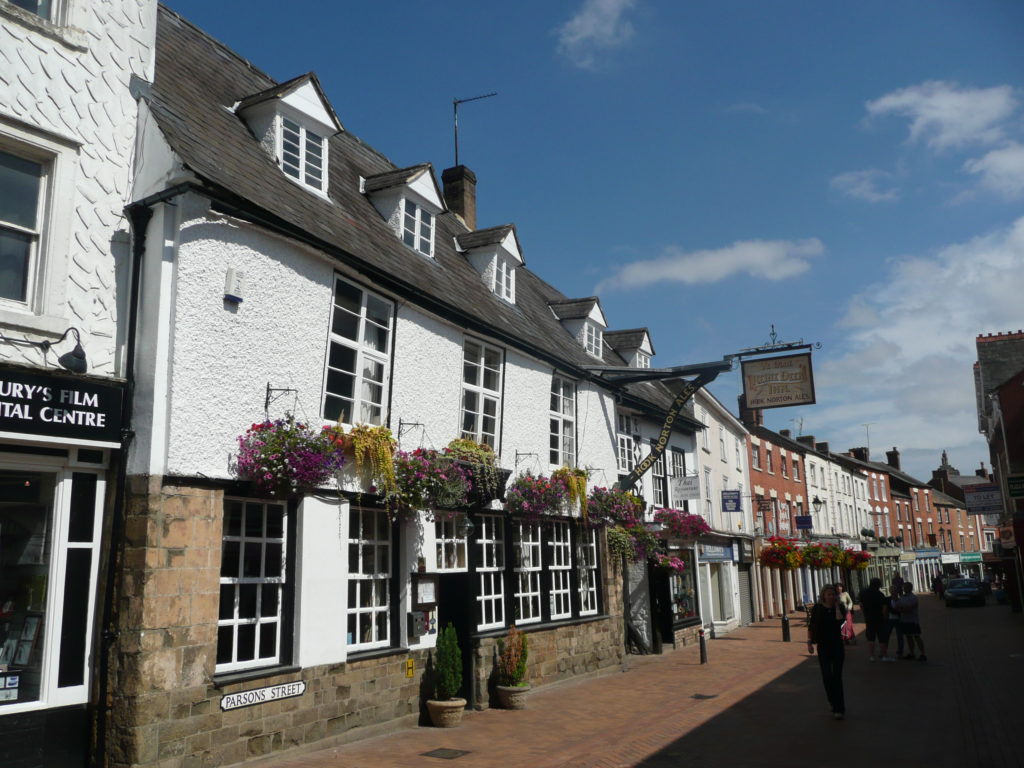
(964, 483, 1003, 515)
(960, 552, 982, 563)
(940, 553, 960, 564)
(795, 515, 813, 530)
(914, 547, 940, 559)
(220, 680, 306, 711)
(670, 475, 701, 501)
(739, 539, 754, 562)
(699, 543, 733, 562)
(899, 552, 917, 562)
(721, 490, 742, 514)
(740, 353, 816, 410)
(1007, 474, 1024, 499)
(0, 367, 123, 445)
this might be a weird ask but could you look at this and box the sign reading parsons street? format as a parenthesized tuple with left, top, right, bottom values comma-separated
(0, 367, 124, 445)
(741, 353, 816, 410)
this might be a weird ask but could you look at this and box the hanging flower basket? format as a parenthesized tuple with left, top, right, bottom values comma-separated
(653, 508, 711, 542)
(234, 417, 345, 498)
(506, 472, 568, 520)
(393, 449, 469, 520)
(444, 439, 511, 505)
(848, 549, 872, 570)
(652, 552, 690, 572)
(758, 536, 803, 569)
(552, 466, 588, 518)
(587, 487, 644, 528)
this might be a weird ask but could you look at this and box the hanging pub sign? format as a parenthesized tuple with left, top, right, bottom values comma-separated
(741, 353, 815, 410)
(0, 366, 124, 446)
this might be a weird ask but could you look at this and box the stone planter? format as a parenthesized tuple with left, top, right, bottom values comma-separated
(426, 698, 467, 727)
(495, 684, 530, 710)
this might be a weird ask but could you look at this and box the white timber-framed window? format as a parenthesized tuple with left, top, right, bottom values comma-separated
(513, 521, 543, 625)
(583, 322, 602, 358)
(279, 115, 326, 192)
(765, 449, 774, 474)
(719, 427, 726, 462)
(549, 375, 576, 467)
(652, 451, 666, 508)
(435, 517, 467, 571)
(475, 514, 505, 630)
(402, 198, 434, 256)
(735, 439, 742, 471)
(548, 521, 572, 620)
(703, 467, 713, 521)
(217, 499, 287, 672)
(346, 507, 391, 651)
(461, 338, 503, 448)
(493, 255, 515, 301)
(700, 409, 710, 450)
(792, 459, 800, 481)
(751, 445, 761, 470)
(577, 527, 599, 616)
(0, 146, 45, 306)
(636, 351, 650, 368)
(323, 276, 393, 425)
(616, 414, 636, 474)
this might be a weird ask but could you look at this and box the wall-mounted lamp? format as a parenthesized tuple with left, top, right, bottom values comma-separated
(0, 326, 88, 373)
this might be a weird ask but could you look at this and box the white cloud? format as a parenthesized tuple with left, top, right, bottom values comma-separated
(963, 141, 1024, 198)
(556, 0, 638, 70)
(595, 238, 823, 292)
(830, 169, 900, 203)
(866, 81, 1017, 151)
(809, 216, 1024, 479)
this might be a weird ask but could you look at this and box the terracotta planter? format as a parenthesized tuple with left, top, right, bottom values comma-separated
(496, 684, 530, 710)
(426, 698, 466, 727)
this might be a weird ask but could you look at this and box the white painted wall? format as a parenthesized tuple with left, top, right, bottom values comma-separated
(0, 0, 156, 374)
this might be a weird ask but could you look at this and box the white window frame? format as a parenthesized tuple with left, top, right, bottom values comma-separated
(636, 351, 650, 369)
(278, 114, 326, 193)
(217, 498, 287, 673)
(792, 459, 800, 482)
(735, 439, 742, 471)
(577, 527, 599, 616)
(346, 507, 391, 652)
(548, 521, 572, 620)
(765, 449, 773, 474)
(475, 514, 505, 630)
(617, 414, 635, 474)
(549, 375, 576, 467)
(652, 451, 666, 508)
(700, 409, 709, 450)
(323, 276, 393, 426)
(513, 521, 543, 625)
(461, 338, 503, 448)
(0, 124, 75, 329)
(0, 459, 105, 713)
(493, 255, 515, 301)
(583, 322, 602, 358)
(402, 197, 434, 257)
(435, 517, 467, 572)
(751, 445, 761, 470)
(719, 427, 726, 462)
(703, 467, 713, 521)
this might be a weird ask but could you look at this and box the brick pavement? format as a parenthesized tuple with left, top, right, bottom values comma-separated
(249, 595, 1024, 768)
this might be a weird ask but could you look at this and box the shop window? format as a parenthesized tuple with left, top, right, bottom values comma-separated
(669, 550, 699, 623)
(217, 499, 287, 672)
(461, 339, 503, 448)
(435, 517, 467, 571)
(577, 527, 599, 616)
(323, 277, 393, 425)
(548, 521, 572, 620)
(346, 508, 391, 651)
(475, 514, 505, 630)
(513, 521, 542, 625)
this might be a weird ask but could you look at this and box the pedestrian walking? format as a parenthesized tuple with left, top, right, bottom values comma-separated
(896, 582, 927, 662)
(884, 584, 903, 661)
(857, 577, 887, 661)
(807, 584, 846, 720)
(932, 574, 945, 599)
(836, 583, 855, 644)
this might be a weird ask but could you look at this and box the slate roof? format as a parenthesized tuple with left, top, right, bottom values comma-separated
(604, 328, 654, 355)
(362, 164, 435, 195)
(235, 72, 344, 132)
(548, 297, 601, 321)
(147, 7, 687, 421)
(455, 224, 519, 254)
(750, 425, 808, 454)
(930, 488, 965, 509)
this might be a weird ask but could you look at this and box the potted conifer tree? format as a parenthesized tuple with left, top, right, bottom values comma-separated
(427, 623, 466, 727)
(495, 625, 530, 709)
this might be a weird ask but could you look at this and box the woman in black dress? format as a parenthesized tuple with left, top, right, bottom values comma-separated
(806, 584, 846, 719)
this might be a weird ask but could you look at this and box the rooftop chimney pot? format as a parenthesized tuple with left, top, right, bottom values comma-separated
(442, 165, 477, 230)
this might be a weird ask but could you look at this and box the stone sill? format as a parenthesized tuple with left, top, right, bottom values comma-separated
(473, 613, 611, 641)
(345, 646, 412, 664)
(212, 665, 301, 689)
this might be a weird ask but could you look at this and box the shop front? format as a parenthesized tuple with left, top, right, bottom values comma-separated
(0, 365, 124, 768)
(735, 538, 756, 625)
(697, 539, 739, 636)
(912, 547, 941, 590)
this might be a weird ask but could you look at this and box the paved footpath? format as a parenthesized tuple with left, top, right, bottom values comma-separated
(252, 595, 1024, 768)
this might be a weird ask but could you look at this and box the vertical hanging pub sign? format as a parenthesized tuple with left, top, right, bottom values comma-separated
(741, 353, 815, 410)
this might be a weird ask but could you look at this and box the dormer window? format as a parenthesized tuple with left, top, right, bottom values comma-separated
(583, 323, 602, 357)
(494, 256, 514, 301)
(636, 352, 651, 368)
(402, 199, 434, 256)
(281, 117, 325, 191)
(604, 328, 655, 370)
(455, 224, 523, 304)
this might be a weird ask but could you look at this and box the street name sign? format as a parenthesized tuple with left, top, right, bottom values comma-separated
(220, 681, 306, 711)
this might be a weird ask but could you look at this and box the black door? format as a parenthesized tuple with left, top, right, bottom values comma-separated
(648, 563, 674, 652)
(436, 572, 474, 703)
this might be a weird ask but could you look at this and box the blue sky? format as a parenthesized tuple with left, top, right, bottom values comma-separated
(165, 0, 1024, 481)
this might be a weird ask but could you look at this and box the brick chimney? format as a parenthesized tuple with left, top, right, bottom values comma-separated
(442, 165, 477, 230)
(797, 435, 815, 448)
(737, 395, 763, 428)
(815, 441, 830, 454)
(885, 447, 901, 471)
(780, 429, 791, 438)
(976, 461, 989, 479)
(850, 447, 869, 462)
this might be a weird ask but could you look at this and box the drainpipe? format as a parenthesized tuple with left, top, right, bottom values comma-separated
(93, 182, 194, 767)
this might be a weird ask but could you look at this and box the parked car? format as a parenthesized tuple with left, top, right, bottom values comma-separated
(945, 578, 986, 607)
